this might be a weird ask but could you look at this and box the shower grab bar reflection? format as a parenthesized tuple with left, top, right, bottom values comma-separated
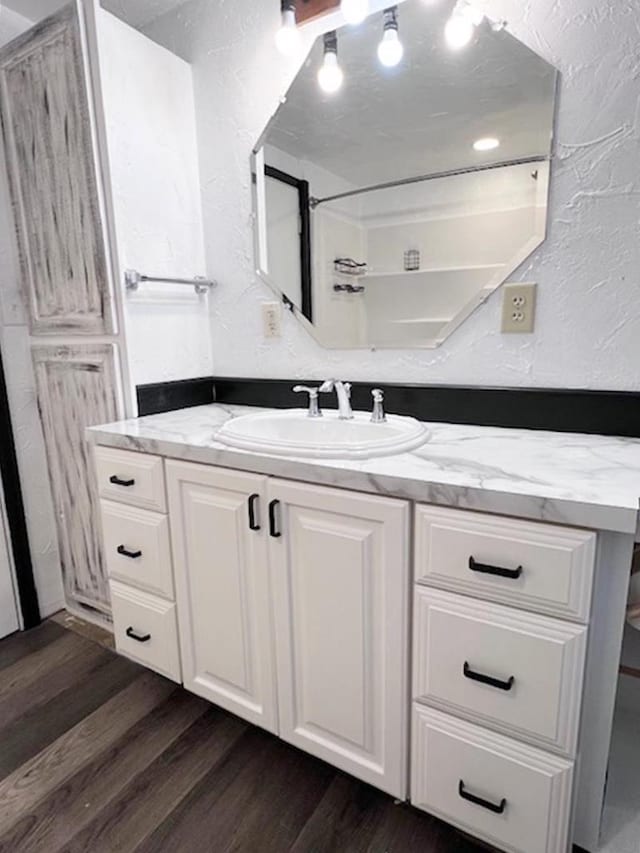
(124, 269, 217, 295)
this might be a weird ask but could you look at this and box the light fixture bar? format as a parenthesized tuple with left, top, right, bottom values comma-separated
(310, 156, 548, 208)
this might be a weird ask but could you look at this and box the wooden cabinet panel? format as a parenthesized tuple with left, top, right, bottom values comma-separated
(0, 5, 111, 335)
(268, 478, 409, 799)
(167, 460, 277, 732)
(33, 345, 119, 613)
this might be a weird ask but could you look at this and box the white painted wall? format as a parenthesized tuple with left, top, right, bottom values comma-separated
(96, 8, 210, 393)
(0, 8, 65, 617)
(145, 0, 640, 389)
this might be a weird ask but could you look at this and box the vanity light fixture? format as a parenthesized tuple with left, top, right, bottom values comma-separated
(445, 0, 483, 49)
(318, 31, 344, 94)
(378, 6, 404, 68)
(275, 0, 301, 56)
(473, 137, 500, 151)
(341, 0, 369, 25)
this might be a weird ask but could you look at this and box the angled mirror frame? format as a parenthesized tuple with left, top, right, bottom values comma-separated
(252, 0, 558, 349)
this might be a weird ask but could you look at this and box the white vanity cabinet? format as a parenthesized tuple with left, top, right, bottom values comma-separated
(411, 505, 596, 853)
(163, 461, 410, 798)
(165, 461, 277, 733)
(267, 478, 409, 799)
(94, 443, 605, 852)
(95, 446, 181, 683)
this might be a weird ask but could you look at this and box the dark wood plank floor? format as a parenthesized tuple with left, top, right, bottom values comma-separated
(0, 621, 486, 853)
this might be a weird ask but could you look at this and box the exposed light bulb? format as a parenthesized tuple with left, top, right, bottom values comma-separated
(341, 0, 369, 25)
(473, 137, 500, 151)
(378, 28, 404, 67)
(318, 33, 344, 94)
(445, 12, 474, 48)
(445, 2, 483, 49)
(378, 7, 404, 68)
(275, 6, 301, 56)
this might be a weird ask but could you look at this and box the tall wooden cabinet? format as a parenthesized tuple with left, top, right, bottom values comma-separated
(0, 5, 112, 336)
(0, 6, 122, 617)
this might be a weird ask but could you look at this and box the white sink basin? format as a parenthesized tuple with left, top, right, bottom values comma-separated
(216, 410, 429, 459)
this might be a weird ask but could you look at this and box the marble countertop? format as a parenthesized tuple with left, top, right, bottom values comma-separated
(88, 404, 640, 536)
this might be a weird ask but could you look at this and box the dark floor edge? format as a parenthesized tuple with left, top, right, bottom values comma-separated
(0, 348, 40, 628)
(137, 376, 640, 439)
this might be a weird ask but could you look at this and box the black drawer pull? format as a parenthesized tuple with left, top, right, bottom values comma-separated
(126, 627, 151, 643)
(117, 545, 142, 559)
(269, 499, 282, 538)
(464, 661, 515, 692)
(469, 556, 523, 580)
(248, 493, 261, 531)
(110, 475, 135, 488)
(459, 780, 506, 815)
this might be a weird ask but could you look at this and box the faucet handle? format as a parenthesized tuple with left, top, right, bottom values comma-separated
(371, 388, 386, 423)
(293, 385, 322, 418)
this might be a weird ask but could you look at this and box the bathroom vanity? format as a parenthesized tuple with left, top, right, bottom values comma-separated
(88, 402, 640, 853)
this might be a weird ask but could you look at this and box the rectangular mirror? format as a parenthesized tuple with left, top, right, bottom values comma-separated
(253, 0, 557, 348)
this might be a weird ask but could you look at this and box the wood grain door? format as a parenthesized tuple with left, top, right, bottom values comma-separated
(167, 461, 277, 733)
(33, 345, 119, 614)
(268, 478, 410, 799)
(0, 5, 112, 335)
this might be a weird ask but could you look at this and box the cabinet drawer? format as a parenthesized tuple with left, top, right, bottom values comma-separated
(413, 588, 587, 755)
(95, 446, 166, 513)
(110, 581, 180, 683)
(411, 705, 573, 853)
(101, 501, 174, 600)
(415, 505, 595, 622)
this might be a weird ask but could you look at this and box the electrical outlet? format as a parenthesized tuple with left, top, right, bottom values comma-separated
(501, 283, 537, 334)
(262, 302, 281, 338)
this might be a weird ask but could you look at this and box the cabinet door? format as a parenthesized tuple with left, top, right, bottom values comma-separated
(268, 478, 409, 799)
(33, 344, 119, 615)
(166, 461, 276, 733)
(0, 6, 111, 335)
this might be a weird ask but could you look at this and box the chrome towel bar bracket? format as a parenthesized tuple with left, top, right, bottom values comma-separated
(124, 269, 217, 295)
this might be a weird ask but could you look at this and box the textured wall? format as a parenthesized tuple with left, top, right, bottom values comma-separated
(97, 9, 211, 391)
(150, 0, 640, 389)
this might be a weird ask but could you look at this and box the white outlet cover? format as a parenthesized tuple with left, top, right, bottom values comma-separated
(262, 302, 282, 338)
(501, 283, 537, 334)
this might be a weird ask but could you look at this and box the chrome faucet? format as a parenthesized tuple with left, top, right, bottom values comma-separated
(371, 389, 386, 423)
(293, 385, 322, 418)
(319, 380, 354, 420)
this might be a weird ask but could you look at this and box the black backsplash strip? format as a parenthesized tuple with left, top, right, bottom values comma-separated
(137, 376, 640, 438)
(137, 377, 214, 417)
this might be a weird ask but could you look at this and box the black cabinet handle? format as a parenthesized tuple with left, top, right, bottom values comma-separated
(459, 780, 506, 815)
(469, 556, 523, 580)
(110, 475, 135, 488)
(126, 627, 151, 643)
(464, 661, 515, 692)
(269, 499, 282, 538)
(248, 493, 261, 531)
(117, 545, 142, 559)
